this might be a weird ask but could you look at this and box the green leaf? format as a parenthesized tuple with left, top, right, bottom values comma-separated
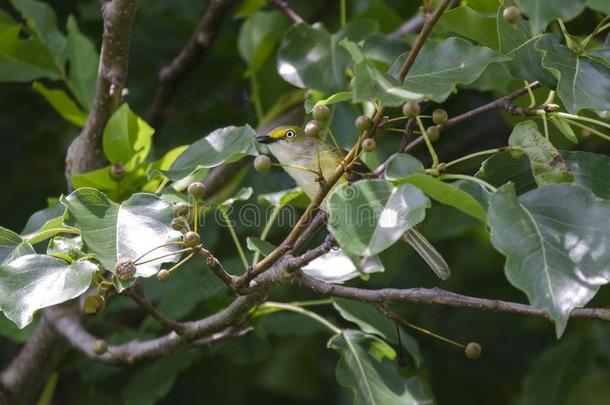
(65, 16, 98, 110)
(361, 34, 409, 67)
(257, 187, 307, 207)
(549, 115, 578, 143)
(327, 179, 429, 257)
(538, 35, 610, 114)
(217, 187, 253, 211)
(164, 125, 257, 181)
(508, 120, 574, 186)
(384, 153, 425, 181)
(238, 11, 287, 73)
(304, 91, 353, 113)
(102, 103, 154, 167)
(0, 255, 97, 328)
(246, 237, 276, 257)
(333, 299, 422, 367)
(302, 249, 385, 283)
(328, 330, 432, 405)
(389, 37, 509, 102)
(47, 236, 85, 262)
(488, 183, 610, 337)
(21, 202, 65, 234)
(563, 150, 610, 199)
(277, 20, 378, 93)
(234, 0, 267, 18)
(476, 150, 537, 195)
(21, 216, 78, 245)
(520, 0, 586, 34)
(31, 81, 87, 126)
(399, 174, 487, 223)
(497, 2, 556, 87)
(0, 24, 61, 81)
(586, 0, 610, 14)
(438, 6, 499, 49)
(0, 227, 34, 264)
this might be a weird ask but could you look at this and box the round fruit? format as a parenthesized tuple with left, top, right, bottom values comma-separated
(184, 231, 201, 247)
(312, 105, 330, 122)
(109, 163, 125, 182)
(254, 155, 272, 172)
(503, 6, 521, 24)
(304, 120, 321, 137)
(83, 295, 106, 315)
(362, 138, 376, 152)
(157, 269, 171, 282)
(432, 109, 448, 124)
(171, 217, 188, 231)
(114, 259, 136, 280)
(174, 202, 189, 217)
(465, 342, 482, 360)
(355, 115, 373, 131)
(402, 101, 420, 118)
(93, 340, 108, 355)
(427, 126, 440, 142)
(187, 182, 205, 198)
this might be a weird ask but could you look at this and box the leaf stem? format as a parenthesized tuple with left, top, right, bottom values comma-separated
(135, 247, 193, 266)
(563, 119, 610, 142)
(194, 198, 200, 233)
(552, 112, 610, 131)
(443, 147, 508, 169)
(260, 302, 342, 334)
(524, 81, 536, 108)
(415, 116, 439, 168)
(250, 73, 264, 123)
(437, 173, 497, 192)
(133, 241, 185, 264)
(340, 0, 347, 27)
(220, 209, 249, 270)
(167, 252, 195, 273)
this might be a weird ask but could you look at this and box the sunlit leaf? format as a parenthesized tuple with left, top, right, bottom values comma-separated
(0, 227, 34, 265)
(102, 103, 154, 167)
(31, 81, 87, 126)
(302, 249, 384, 284)
(65, 15, 98, 110)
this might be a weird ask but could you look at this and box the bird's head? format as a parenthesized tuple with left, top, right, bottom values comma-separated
(255, 125, 305, 144)
(255, 125, 315, 164)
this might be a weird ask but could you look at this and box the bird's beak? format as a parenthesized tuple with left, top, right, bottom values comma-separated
(255, 134, 277, 144)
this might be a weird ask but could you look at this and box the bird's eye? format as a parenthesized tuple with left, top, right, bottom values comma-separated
(285, 130, 295, 139)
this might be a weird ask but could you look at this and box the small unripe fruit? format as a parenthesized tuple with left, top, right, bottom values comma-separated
(432, 109, 448, 124)
(254, 155, 272, 172)
(184, 231, 201, 247)
(109, 163, 125, 182)
(465, 342, 482, 359)
(187, 182, 205, 198)
(157, 269, 171, 282)
(312, 105, 330, 122)
(304, 120, 321, 137)
(93, 340, 108, 355)
(114, 259, 136, 280)
(171, 217, 188, 231)
(362, 138, 376, 152)
(355, 115, 372, 131)
(174, 202, 189, 217)
(397, 354, 409, 367)
(427, 126, 440, 142)
(84, 295, 106, 315)
(503, 6, 521, 24)
(402, 101, 420, 118)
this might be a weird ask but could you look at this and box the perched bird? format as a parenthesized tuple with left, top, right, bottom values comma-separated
(256, 125, 451, 280)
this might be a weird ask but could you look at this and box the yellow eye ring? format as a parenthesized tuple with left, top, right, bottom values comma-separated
(285, 130, 295, 139)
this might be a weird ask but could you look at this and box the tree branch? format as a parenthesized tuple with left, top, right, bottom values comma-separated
(148, 0, 239, 129)
(269, 0, 304, 23)
(122, 285, 186, 334)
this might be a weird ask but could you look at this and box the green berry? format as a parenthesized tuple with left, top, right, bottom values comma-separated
(402, 101, 420, 118)
(174, 202, 189, 217)
(312, 105, 330, 122)
(355, 115, 373, 131)
(188, 182, 205, 198)
(503, 6, 521, 24)
(184, 231, 201, 247)
(304, 120, 321, 137)
(93, 340, 108, 355)
(254, 155, 272, 172)
(157, 269, 171, 282)
(465, 342, 482, 360)
(432, 109, 448, 124)
(109, 163, 125, 182)
(427, 126, 440, 142)
(362, 138, 376, 152)
(171, 217, 188, 231)
(83, 295, 106, 315)
(114, 259, 136, 280)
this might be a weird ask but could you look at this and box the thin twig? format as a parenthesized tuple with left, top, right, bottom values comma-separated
(122, 285, 186, 334)
(269, 0, 303, 23)
(194, 246, 237, 288)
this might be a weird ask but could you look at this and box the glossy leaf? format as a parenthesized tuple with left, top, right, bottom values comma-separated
(102, 103, 154, 167)
(389, 37, 509, 102)
(0, 255, 97, 328)
(384, 154, 425, 181)
(238, 11, 287, 73)
(520, 0, 586, 34)
(476, 150, 537, 195)
(328, 330, 432, 405)
(304, 91, 353, 113)
(488, 184, 610, 337)
(21, 215, 78, 245)
(47, 235, 84, 262)
(277, 20, 378, 93)
(164, 125, 257, 181)
(302, 249, 384, 284)
(538, 35, 610, 114)
(563, 150, 610, 198)
(0, 227, 34, 265)
(327, 179, 429, 257)
(65, 16, 98, 110)
(508, 120, 574, 186)
(438, 6, 499, 49)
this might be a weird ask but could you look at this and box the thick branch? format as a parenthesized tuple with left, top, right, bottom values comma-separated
(65, 0, 139, 179)
(148, 0, 239, 129)
(291, 271, 610, 322)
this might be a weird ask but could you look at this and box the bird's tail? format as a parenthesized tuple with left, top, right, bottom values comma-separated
(402, 229, 451, 281)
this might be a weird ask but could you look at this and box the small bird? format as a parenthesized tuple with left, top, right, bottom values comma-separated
(256, 125, 451, 280)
